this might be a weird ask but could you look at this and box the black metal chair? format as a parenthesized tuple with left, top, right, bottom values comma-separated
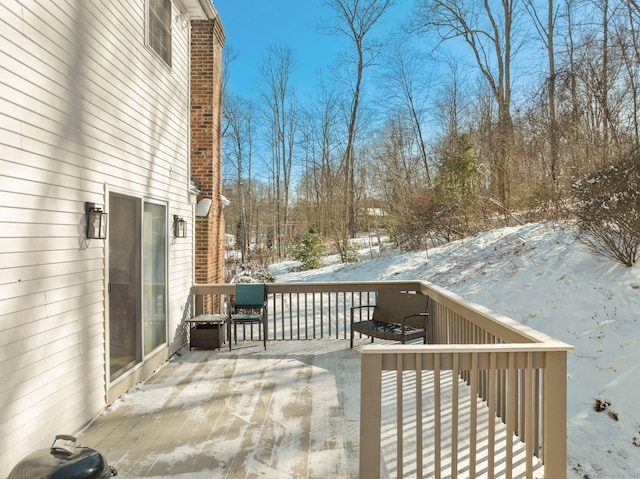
(227, 283, 267, 350)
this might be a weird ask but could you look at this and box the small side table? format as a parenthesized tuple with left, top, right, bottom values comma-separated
(187, 314, 227, 350)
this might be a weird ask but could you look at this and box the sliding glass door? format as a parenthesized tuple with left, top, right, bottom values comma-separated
(108, 193, 167, 382)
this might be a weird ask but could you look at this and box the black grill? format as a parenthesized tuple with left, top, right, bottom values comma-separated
(7, 435, 117, 479)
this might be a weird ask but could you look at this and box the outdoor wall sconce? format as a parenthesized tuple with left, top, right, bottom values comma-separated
(85, 202, 108, 239)
(173, 215, 187, 238)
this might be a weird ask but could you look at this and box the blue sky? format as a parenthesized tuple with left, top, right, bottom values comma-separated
(214, 0, 415, 100)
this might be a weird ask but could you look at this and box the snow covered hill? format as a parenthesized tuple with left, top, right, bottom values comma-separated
(273, 222, 640, 478)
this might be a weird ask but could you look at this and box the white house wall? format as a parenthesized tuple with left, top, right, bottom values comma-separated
(0, 0, 200, 473)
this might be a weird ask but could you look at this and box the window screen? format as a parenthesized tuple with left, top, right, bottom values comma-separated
(148, 0, 172, 66)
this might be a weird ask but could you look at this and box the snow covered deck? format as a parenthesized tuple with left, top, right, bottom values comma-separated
(80, 340, 547, 478)
(79, 280, 571, 478)
(79, 341, 359, 478)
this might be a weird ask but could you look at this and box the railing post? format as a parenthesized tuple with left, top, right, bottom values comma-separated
(360, 350, 383, 478)
(542, 350, 568, 479)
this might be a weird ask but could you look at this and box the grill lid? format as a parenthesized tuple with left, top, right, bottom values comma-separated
(7, 435, 117, 479)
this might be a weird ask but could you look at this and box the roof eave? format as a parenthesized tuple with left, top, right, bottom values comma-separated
(175, 0, 219, 20)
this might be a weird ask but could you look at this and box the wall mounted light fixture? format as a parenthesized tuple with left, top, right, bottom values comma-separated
(173, 215, 187, 238)
(85, 202, 108, 239)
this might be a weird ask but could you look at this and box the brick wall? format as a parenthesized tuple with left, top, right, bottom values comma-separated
(191, 18, 226, 290)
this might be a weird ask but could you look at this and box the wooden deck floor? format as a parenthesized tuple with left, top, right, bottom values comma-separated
(78, 341, 361, 479)
(77, 340, 543, 479)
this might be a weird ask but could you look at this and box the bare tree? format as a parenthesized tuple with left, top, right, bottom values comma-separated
(222, 93, 254, 262)
(221, 44, 238, 113)
(551, 0, 588, 178)
(590, 0, 615, 163)
(379, 39, 433, 186)
(557, 0, 629, 169)
(369, 113, 425, 207)
(320, 0, 394, 237)
(415, 0, 519, 208)
(221, 45, 254, 262)
(524, 0, 561, 195)
(260, 44, 298, 259)
(297, 77, 343, 238)
(434, 59, 471, 163)
(438, 63, 460, 139)
(616, 0, 640, 144)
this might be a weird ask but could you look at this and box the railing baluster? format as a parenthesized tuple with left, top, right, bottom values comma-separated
(534, 368, 541, 458)
(416, 353, 423, 477)
(498, 368, 506, 423)
(335, 292, 340, 339)
(343, 292, 349, 339)
(280, 291, 285, 340)
(396, 353, 403, 478)
(507, 352, 516, 479)
(303, 292, 308, 340)
(287, 292, 292, 340)
(488, 352, 497, 477)
(293, 292, 297, 339)
(469, 352, 478, 477)
(520, 368, 526, 438)
(434, 353, 441, 479)
(328, 293, 332, 338)
(451, 353, 459, 479)
(525, 352, 535, 478)
(320, 292, 324, 339)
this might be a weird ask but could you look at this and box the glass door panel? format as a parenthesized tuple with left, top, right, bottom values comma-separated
(108, 193, 142, 381)
(143, 202, 167, 354)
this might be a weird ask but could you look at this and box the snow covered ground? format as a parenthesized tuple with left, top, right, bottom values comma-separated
(273, 222, 640, 478)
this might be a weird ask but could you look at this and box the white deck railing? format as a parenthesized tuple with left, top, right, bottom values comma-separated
(193, 281, 572, 479)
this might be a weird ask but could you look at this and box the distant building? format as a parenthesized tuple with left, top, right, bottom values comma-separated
(225, 233, 237, 248)
(0, 0, 225, 473)
(366, 207, 385, 217)
(355, 207, 386, 231)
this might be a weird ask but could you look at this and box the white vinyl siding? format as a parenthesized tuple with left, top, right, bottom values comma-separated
(0, 0, 200, 473)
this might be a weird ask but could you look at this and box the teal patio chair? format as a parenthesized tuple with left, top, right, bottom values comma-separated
(227, 283, 267, 350)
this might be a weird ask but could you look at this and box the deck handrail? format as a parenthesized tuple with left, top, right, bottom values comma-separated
(193, 280, 572, 478)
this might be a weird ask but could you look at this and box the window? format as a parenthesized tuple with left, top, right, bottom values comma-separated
(148, 0, 172, 66)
